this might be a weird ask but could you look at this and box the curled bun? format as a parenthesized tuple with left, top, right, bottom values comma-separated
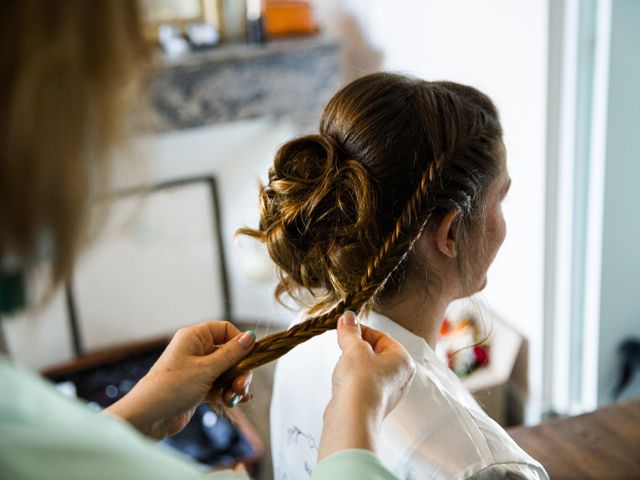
(240, 133, 379, 313)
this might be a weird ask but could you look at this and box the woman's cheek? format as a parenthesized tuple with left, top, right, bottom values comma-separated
(496, 207, 507, 249)
(483, 204, 506, 269)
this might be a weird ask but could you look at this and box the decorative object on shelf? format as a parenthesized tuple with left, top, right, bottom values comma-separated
(220, 0, 247, 41)
(438, 314, 490, 377)
(186, 22, 221, 49)
(142, 0, 222, 44)
(144, 0, 315, 48)
(246, 0, 267, 45)
(264, 0, 318, 38)
(439, 301, 527, 426)
(158, 24, 190, 57)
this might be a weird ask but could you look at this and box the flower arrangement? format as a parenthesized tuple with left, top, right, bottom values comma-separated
(438, 315, 490, 377)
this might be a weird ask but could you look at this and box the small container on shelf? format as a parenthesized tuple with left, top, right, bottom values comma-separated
(264, 0, 318, 38)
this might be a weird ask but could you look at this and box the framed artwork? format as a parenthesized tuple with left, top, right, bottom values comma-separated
(68, 177, 230, 354)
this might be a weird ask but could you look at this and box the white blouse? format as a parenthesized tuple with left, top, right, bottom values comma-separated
(270, 311, 549, 480)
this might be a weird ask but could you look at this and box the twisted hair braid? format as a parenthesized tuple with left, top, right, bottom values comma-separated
(209, 160, 437, 403)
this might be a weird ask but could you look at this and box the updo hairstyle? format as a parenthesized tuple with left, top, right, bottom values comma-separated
(211, 72, 503, 398)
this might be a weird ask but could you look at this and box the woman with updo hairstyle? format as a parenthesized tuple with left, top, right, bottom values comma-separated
(232, 72, 548, 479)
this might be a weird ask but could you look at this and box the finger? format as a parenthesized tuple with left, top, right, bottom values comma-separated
(234, 463, 249, 474)
(179, 321, 245, 355)
(231, 372, 253, 397)
(222, 387, 252, 407)
(205, 329, 256, 378)
(336, 311, 363, 352)
(222, 388, 242, 408)
(360, 324, 405, 355)
(205, 321, 245, 346)
(361, 325, 415, 378)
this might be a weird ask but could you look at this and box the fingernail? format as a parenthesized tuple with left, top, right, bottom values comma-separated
(341, 311, 357, 326)
(242, 382, 250, 397)
(229, 394, 240, 408)
(237, 330, 256, 349)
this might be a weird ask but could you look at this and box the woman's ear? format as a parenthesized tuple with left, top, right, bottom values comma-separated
(434, 209, 460, 258)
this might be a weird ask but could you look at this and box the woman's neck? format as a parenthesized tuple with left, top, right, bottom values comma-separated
(376, 291, 451, 349)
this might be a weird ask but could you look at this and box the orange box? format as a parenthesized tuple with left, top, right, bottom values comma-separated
(265, 0, 318, 37)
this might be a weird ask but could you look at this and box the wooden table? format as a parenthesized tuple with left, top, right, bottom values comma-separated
(508, 399, 640, 479)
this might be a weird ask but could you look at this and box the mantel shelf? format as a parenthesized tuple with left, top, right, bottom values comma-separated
(147, 36, 342, 133)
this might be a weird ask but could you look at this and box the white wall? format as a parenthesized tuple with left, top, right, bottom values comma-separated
(312, 0, 549, 419)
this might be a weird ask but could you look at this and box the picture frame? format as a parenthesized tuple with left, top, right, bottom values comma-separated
(66, 176, 231, 354)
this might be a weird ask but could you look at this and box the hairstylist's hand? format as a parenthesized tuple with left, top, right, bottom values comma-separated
(318, 311, 416, 461)
(105, 321, 255, 440)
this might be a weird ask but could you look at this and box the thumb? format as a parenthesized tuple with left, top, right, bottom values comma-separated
(206, 330, 256, 378)
(336, 311, 362, 352)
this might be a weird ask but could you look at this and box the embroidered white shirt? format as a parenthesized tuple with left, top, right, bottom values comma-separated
(270, 311, 548, 480)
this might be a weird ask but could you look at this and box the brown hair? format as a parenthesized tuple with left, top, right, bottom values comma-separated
(0, 1, 148, 287)
(211, 72, 503, 396)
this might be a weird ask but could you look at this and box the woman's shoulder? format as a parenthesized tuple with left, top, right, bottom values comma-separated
(378, 368, 546, 479)
(0, 356, 72, 423)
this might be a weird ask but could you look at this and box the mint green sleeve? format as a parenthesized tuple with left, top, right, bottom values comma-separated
(312, 449, 399, 480)
(0, 358, 246, 480)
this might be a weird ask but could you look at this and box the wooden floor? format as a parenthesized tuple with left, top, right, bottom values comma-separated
(508, 399, 640, 479)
